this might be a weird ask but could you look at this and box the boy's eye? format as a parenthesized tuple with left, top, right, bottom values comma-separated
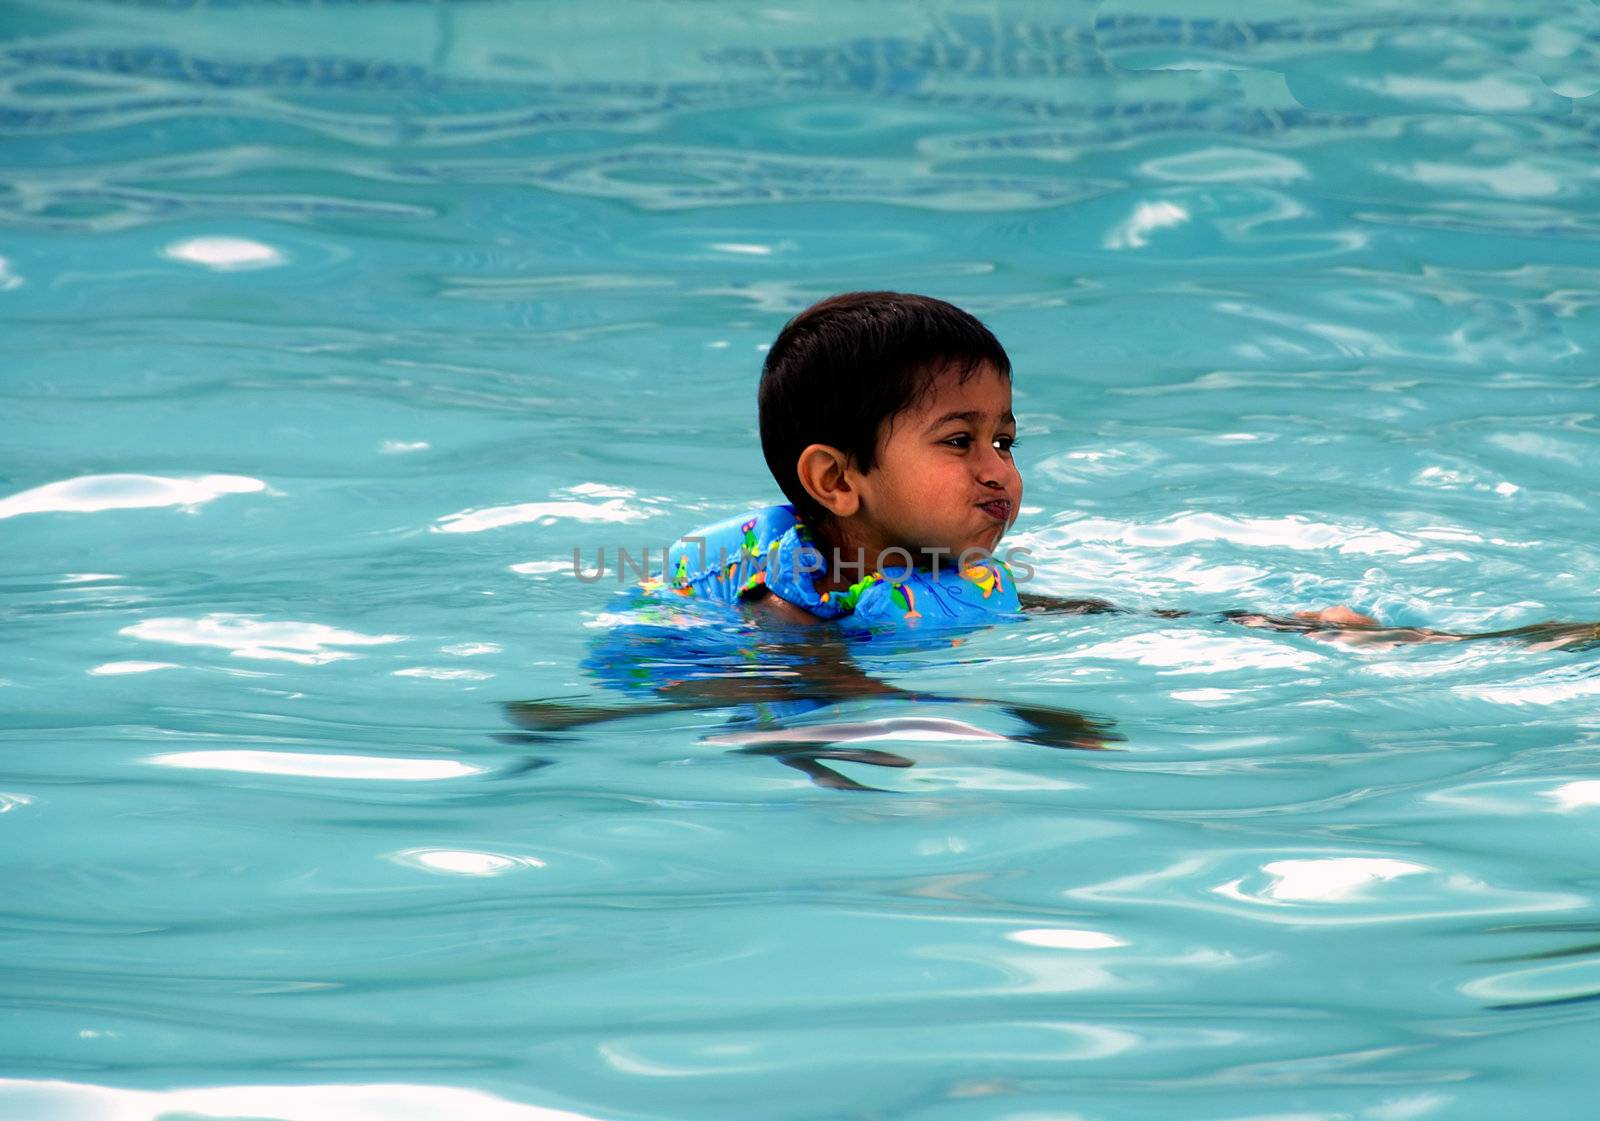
(941, 433, 1020, 452)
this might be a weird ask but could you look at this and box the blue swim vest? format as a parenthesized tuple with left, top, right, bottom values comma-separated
(646, 504, 1021, 633)
(579, 505, 1019, 709)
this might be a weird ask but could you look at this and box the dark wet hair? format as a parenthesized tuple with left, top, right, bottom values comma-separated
(758, 291, 1011, 525)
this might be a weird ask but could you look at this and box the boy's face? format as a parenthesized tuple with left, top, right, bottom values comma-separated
(848, 361, 1021, 565)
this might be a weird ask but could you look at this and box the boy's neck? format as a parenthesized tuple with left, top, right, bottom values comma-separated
(807, 516, 899, 596)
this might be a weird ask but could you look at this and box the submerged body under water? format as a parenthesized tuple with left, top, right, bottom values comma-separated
(5, 2, 1600, 1119)
(510, 561, 1599, 790)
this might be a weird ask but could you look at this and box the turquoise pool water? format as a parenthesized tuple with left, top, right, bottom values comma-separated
(4, 2, 1600, 1118)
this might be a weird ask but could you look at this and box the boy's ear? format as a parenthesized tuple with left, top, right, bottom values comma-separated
(795, 443, 860, 517)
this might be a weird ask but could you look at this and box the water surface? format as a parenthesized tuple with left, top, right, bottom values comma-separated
(4, 2, 1600, 1119)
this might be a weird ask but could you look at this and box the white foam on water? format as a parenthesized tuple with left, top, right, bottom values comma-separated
(433, 497, 648, 533)
(1010, 928, 1128, 950)
(1071, 631, 1323, 673)
(121, 613, 405, 665)
(1361, 73, 1538, 111)
(1142, 146, 1310, 183)
(511, 560, 573, 576)
(0, 1078, 602, 1121)
(392, 666, 493, 680)
(162, 235, 287, 270)
(1455, 667, 1600, 705)
(147, 750, 483, 781)
(1104, 199, 1190, 249)
(1259, 857, 1429, 903)
(563, 482, 638, 499)
(89, 661, 180, 676)
(0, 474, 267, 520)
(1032, 512, 1420, 557)
(393, 848, 546, 876)
(702, 716, 1010, 747)
(1546, 780, 1600, 812)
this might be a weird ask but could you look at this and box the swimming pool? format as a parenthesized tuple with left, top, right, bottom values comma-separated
(4, 2, 1599, 1118)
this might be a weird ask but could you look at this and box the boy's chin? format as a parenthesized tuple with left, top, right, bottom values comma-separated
(916, 540, 1004, 566)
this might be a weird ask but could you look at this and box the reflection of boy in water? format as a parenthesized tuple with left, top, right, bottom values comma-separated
(510, 293, 1597, 786)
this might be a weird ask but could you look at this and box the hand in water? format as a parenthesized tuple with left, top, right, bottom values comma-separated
(1231, 605, 1430, 648)
(1295, 605, 1379, 627)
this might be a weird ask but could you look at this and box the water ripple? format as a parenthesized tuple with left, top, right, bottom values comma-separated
(5, 3, 1600, 1115)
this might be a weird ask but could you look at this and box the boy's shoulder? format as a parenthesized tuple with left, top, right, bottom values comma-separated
(660, 503, 798, 607)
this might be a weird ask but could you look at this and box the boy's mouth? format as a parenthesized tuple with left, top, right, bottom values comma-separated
(977, 498, 1013, 523)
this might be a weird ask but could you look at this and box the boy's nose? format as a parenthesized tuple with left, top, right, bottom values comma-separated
(974, 444, 1015, 486)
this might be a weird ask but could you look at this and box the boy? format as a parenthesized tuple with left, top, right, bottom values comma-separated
(508, 292, 1121, 776)
(747, 290, 1024, 623)
(725, 290, 1368, 630)
(507, 293, 1595, 783)
(741, 292, 1593, 645)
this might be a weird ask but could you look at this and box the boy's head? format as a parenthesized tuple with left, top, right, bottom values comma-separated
(758, 291, 1021, 564)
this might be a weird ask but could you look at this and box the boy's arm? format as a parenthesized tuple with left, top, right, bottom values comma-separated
(1017, 592, 1127, 616)
(1022, 591, 1598, 651)
(1019, 593, 1376, 627)
(1225, 611, 1600, 650)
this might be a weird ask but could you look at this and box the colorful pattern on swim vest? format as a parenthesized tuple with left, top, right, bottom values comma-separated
(657, 504, 1020, 632)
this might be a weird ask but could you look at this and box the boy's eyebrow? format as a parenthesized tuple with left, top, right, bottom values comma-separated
(925, 409, 1016, 429)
